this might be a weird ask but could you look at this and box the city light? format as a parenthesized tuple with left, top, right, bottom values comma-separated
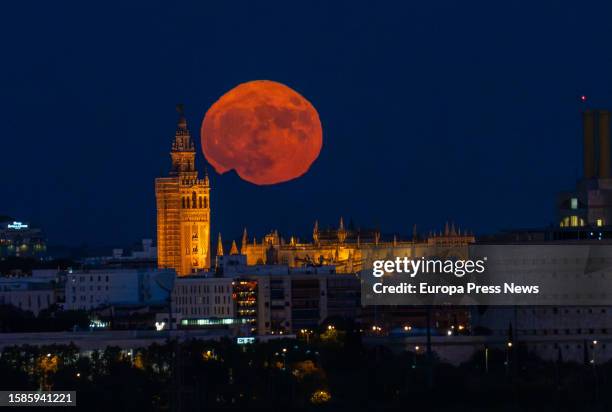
(6, 3, 612, 410)
(7, 221, 28, 230)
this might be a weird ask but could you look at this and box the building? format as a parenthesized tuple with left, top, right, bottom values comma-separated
(240, 220, 475, 273)
(557, 109, 612, 236)
(0, 278, 56, 316)
(156, 105, 211, 276)
(170, 248, 360, 336)
(208, 223, 472, 335)
(173, 276, 235, 321)
(64, 268, 174, 310)
(81, 239, 158, 269)
(469, 109, 612, 363)
(252, 268, 360, 335)
(0, 219, 46, 257)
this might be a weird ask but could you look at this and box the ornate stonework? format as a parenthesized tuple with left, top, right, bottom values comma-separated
(241, 219, 475, 273)
(156, 106, 211, 276)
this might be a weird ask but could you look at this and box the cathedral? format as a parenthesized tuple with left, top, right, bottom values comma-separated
(155, 106, 474, 277)
(155, 106, 211, 276)
(239, 219, 475, 273)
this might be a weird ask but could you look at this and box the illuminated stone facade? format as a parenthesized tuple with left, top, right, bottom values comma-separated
(156, 106, 211, 276)
(240, 219, 475, 273)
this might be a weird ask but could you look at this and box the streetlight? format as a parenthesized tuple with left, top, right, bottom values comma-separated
(301, 329, 311, 344)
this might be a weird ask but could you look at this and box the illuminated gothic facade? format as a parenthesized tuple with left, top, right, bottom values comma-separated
(156, 106, 211, 276)
(237, 219, 475, 273)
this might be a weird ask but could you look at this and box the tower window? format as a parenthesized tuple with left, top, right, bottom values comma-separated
(570, 198, 578, 210)
(199, 196, 203, 208)
(182, 197, 185, 208)
(192, 192, 197, 208)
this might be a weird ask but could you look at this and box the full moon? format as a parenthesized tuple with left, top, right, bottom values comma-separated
(201, 80, 323, 185)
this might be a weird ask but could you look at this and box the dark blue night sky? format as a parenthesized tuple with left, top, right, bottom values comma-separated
(2, 0, 612, 248)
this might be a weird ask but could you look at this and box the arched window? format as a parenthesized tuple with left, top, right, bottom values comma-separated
(199, 196, 203, 208)
(203, 196, 208, 208)
(181, 197, 185, 208)
(192, 192, 197, 208)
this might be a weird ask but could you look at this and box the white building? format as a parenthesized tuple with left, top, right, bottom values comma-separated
(65, 268, 174, 310)
(470, 242, 612, 363)
(0, 278, 56, 315)
(172, 276, 235, 320)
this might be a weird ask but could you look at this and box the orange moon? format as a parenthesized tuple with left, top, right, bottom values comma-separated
(201, 80, 323, 185)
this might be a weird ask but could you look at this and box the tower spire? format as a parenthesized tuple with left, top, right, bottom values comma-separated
(241, 228, 248, 253)
(230, 240, 239, 255)
(313, 220, 319, 244)
(216, 233, 224, 256)
(337, 216, 347, 243)
(172, 103, 194, 153)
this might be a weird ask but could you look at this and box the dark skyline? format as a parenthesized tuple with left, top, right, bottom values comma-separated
(2, 0, 612, 247)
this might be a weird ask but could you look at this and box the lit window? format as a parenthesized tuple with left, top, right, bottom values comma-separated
(560, 217, 570, 227)
(570, 215, 578, 227)
(570, 198, 578, 210)
(597, 218, 604, 227)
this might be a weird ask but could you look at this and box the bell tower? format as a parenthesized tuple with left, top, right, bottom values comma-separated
(156, 105, 211, 276)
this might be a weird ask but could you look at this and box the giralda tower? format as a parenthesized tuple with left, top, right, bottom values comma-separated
(155, 105, 211, 276)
